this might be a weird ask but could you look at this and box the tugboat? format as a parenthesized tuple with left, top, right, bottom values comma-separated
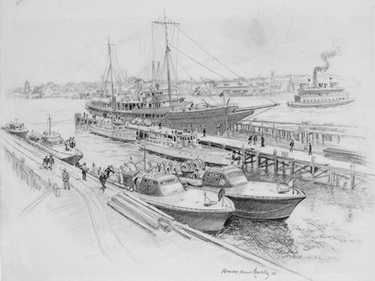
(132, 173, 235, 232)
(136, 126, 232, 166)
(2, 120, 29, 139)
(287, 70, 353, 108)
(183, 165, 306, 220)
(88, 118, 137, 143)
(27, 116, 83, 165)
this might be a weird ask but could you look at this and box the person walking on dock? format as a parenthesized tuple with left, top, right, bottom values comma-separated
(99, 172, 107, 192)
(62, 169, 70, 190)
(289, 139, 294, 152)
(308, 142, 313, 156)
(261, 136, 265, 147)
(203, 128, 206, 137)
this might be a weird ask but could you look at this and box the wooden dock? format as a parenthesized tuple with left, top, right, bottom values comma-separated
(0, 130, 308, 281)
(231, 119, 365, 145)
(198, 135, 374, 188)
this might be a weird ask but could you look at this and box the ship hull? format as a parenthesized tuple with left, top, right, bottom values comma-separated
(86, 103, 255, 135)
(4, 129, 29, 139)
(287, 99, 354, 108)
(138, 140, 232, 166)
(228, 194, 305, 220)
(88, 125, 137, 143)
(27, 140, 83, 166)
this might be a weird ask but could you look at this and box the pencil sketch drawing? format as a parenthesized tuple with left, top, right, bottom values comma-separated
(1, 0, 374, 280)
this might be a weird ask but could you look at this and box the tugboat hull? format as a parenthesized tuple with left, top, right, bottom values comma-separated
(5, 130, 29, 139)
(287, 99, 353, 108)
(228, 193, 305, 220)
(28, 140, 83, 166)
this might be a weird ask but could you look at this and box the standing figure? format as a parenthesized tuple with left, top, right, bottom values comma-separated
(203, 128, 206, 137)
(261, 136, 265, 147)
(62, 169, 70, 190)
(308, 142, 312, 156)
(289, 140, 294, 152)
(42, 156, 48, 169)
(81, 162, 88, 180)
(248, 135, 253, 145)
(91, 163, 98, 175)
(99, 172, 107, 192)
(48, 155, 55, 170)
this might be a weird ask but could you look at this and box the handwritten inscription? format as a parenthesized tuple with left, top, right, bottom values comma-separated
(221, 267, 275, 279)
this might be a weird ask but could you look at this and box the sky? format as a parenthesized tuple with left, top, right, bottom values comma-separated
(0, 0, 374, 92)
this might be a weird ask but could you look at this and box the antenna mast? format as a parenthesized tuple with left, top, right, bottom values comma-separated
(107, 37, 115, 110)
(152, 12, 179, 107)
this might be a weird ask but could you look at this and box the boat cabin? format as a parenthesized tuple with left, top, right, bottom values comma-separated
(140, 128, 198, 147)
(6, 122, 26, 131)
(40, 132, 65, 147)
(202, 166, 248, 188)
(136, 174, 185, 196)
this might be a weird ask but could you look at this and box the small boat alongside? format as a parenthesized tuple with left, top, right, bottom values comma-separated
(132, 173, 235, 232)
(136, 126, 232, 166)
(27, 116, 83, 165)
(88, 118, 137, 143)
(2, 120, 29, 139)
(182, 165, 305, 220)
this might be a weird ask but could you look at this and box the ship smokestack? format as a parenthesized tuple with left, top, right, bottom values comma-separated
(313, 69, 318, 88)
(313, 46, 341, 81)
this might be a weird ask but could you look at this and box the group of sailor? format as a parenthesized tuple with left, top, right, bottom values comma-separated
(42, 155, 55, 170)
(65, 137, 76, 151)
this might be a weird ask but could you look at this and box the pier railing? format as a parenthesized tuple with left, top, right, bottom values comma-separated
(4, 148, 61, 197)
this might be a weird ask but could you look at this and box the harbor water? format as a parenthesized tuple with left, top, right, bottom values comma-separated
(1, 95, 374, 280)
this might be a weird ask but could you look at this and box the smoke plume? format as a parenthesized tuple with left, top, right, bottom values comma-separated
(314, 46, 341, 73)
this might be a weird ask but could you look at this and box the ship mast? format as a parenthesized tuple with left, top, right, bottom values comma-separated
(107, 37, 115, 110)
(153, 12, 179, 107)
(47, 115, 52, 135)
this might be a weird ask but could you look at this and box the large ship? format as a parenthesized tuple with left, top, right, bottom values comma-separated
(86, 15, 278, 135)
(287, 70, 353, 108)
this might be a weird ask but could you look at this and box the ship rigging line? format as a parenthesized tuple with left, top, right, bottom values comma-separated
(168, 44, 229, 80)
(176, 26, 278, 105)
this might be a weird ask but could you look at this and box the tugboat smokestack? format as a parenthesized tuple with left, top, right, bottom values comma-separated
(313, 69, 318, 88)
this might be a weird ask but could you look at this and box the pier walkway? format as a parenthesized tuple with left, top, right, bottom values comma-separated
(0, 130, 308, 281)
(198, 135, 374, 186)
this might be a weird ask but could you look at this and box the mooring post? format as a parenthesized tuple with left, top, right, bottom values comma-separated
(273, 149, 278, 175)
(255, 152, 260, 169)
(310, 156, 316, 179)
(290, 160, 295, 176)
(328, 166, 333, 184)
(350, 164, 355, 189)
